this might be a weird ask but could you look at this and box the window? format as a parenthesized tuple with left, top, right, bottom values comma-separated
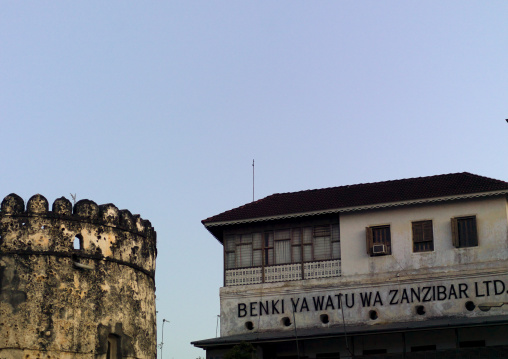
(271, 226, 339, 265)
(302, 224, 340, 262)
(412, 220, 434, 252)
(252, 233, 262, 266)
(237, 236, 253, 267)
(224, 235, 236, 269)
(224, 233, 262, 269)
(223, 221, 340, 269)
(303, 227, 312, 261)
(459, 340, 485, 348)
(291, 228, 302, 263)
(73, 234, 83, 250)
(366, 225, 391, 255)
(451, 216, 478, 248)
(264, 231, 274, 265)
(274, 229, 291, 264)
(313, 225, 332, 260)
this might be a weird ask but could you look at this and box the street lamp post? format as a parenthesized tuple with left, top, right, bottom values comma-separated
(159, 319, 169, 358)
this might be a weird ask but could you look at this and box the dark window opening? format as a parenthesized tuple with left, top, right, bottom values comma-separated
(451, 216, 478, 248)
(366, 225, 391, 255)
(412, 220, 434, 252)
(106, 334, 119, 359)
(459, 340, 486, 348)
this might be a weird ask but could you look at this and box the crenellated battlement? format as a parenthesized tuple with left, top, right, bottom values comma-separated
(1, 193, 155, 238)
(0, 193, 157, 358)
(0, 193, 157, 278)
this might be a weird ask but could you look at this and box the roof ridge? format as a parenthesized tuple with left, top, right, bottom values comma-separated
(461, 171, 508, 184)
(202, 172, 508, 225)
(268, 172, 474, 197)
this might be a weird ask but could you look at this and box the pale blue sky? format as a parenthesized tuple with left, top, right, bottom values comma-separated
(1, 2, 507, 358)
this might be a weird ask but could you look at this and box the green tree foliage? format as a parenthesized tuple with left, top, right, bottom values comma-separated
(224, 342, 255, 359)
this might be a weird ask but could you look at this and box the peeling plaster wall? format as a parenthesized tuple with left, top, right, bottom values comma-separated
(341, 196, 508, 277)
(0, 194, 157, 359)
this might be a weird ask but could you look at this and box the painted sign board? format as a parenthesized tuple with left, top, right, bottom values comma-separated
(220, 272, 508, 336)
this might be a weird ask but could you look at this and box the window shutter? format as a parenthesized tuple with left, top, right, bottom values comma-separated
(412, 222, 423, 242)
(303, 244, 312, 262)
(291, 228, 302, 263)
(314, 225, 331, 237)
(451, 218, 459, 247)
(292, 228, 301, 245)
(302, 227, 313, 262)
(313, 236, 331, 261)
(313, 225, 331, 261)
(423, 221, 433, 242)
(331, 224, 340, 259)
(226, 252, 236, 269)
(303, 227, 313, 243)
(264, 231, 274, 266)
(470, 216, 478, 246)
(275, 240, 291, 264)
(366, 227, 373, 255)
(292, 245, 302, 262)
(237, 243, 253, 268)
(412, 221, 433, 243)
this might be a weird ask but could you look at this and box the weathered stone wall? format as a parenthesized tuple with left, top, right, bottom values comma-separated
(0, 194, 157, 359)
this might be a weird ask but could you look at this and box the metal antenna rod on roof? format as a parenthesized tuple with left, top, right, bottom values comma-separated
(252, 159, 255, 202)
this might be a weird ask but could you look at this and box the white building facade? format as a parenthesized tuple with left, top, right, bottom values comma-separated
(193, 173, 508, 359)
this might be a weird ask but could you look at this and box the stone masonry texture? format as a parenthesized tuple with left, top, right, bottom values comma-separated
(0, 194, 157, 359)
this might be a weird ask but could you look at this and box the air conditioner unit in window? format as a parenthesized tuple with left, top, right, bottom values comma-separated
(371, 244, 387, 255)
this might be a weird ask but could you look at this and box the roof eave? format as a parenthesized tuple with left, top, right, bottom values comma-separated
(204, 189, 508, 230)
(191, 314, 508, 349)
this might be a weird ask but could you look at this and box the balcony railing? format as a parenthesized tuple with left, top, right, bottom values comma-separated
(225, 259, 340, 286)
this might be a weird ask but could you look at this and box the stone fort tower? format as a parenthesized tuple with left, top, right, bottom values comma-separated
(0, 194, 157, 359)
